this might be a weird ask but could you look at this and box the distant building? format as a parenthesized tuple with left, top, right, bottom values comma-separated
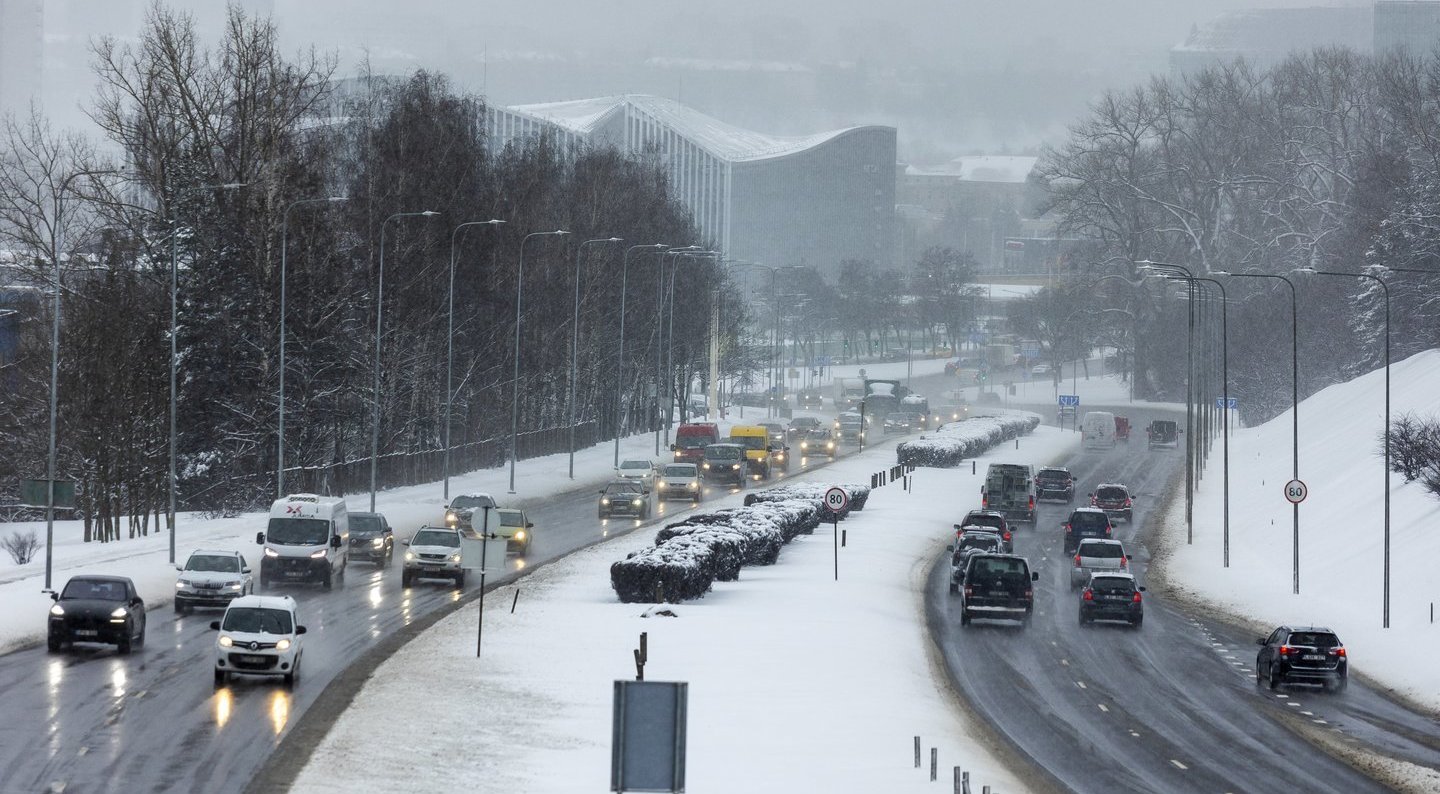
(1375, 1, 1440, 54)
(895, 156, 1042, 273)
(487, 95, 896, 275)
(1170, 7, 1374, 76)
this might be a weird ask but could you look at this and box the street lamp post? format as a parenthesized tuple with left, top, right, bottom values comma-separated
(1215, 270, 1299, 591)
(510, 229, 570, 494)
(663, 251, 716, 445)
(1298, 267, 1390, 627)
(279, 196, 348, 499)
(1138, 261, 1197, 544)
(568, 237, 622, 479)
(370, 210, 441, 512)
(615, 244, 668, 467)
(444, 219, 506, 500)
(170, 181, 246, 564)
(41, 167, 118, 589)
(655, 246, 702, 454)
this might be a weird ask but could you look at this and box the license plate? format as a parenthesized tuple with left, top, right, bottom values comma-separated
(239, 654, 268, 663)
(1303, 654, 1325, 661)
(75, 629, 98, 637)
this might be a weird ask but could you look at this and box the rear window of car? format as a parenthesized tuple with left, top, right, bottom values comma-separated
(1037, 470, 1068, 480)
(1097, 487, 1128, 500)
(969, 557, 1028, 577)
(1288, 632, 1340, 648)
(1070, 512, 1109, 531)
(964, 514, 1004, 529)
(1078, 542, 1123, 558)
(1090, 577, 1135, 593)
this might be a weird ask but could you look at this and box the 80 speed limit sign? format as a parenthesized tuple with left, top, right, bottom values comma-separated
(1283, 479, 1308, 504)
(824, 487, 849, 513)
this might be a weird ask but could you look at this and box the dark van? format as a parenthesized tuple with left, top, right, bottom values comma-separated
(957, 553, 1039, 626)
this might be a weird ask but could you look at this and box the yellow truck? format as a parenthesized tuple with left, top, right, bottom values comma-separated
(728, 425, 772, 479)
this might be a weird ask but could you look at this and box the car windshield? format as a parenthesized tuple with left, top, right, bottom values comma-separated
(662, 465, 695, 477)
(619, 461, 651, 471)
(351, 515, 384, 534)
(412, 530, 460, 547)
(496, 510, 525, 527)
(887, 413, 909, 422)
(185, 554, 240, 573)
(706, 447, 741, 461)
(1096, 487, 1128, 501)
(959, 537, 999, 551)
(675, 436, 708, 448)
(1090, 577, 1134, 594)
(1070, 513, 1110, 531)
(1288, 632, 1340, 648)
(732, 436, 767, 450)
(1078, 543, 1123, 558)
(61, 579, 127, 601)
(266, 518, 330, 545)
(605, 483, 640, 496)
(450, 495, 494, 509)
(222, 607, 293, 634)
(1037, 470, 1068, 481)
(839, 417, 862, 427)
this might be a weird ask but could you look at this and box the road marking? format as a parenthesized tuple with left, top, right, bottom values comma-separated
(1129, 730, 1141, 737)
(1313, 719, 1327, 725)
(1170, 759, 1189, 770)
(1076, 681, 1087, 690)
(1301, 711, 1314, 716)
(1098, 704, 1109, 713)
(77, 747, 88, 756)
(1287, 702, 1301, 707)
(1060, 659, 1070, 667)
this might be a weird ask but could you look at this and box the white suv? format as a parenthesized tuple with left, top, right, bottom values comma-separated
(211, 595, 306, 685)
(403, 526, 466, 588)
(175, 549, 253, 614)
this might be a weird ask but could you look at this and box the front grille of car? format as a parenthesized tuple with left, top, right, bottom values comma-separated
(196, 581, 223, 590)
(419, 553, 448, 562)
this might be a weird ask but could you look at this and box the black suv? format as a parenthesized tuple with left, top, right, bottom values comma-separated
(1256, 626, 1348, 692)
(348, 511, 394, 565)
(1034, 467, 1075, 502)
(1147, 419, 1179, 449)
(956, 510, 1012, 553)
(1090, 483, 1134, 523)
(47, 575, 147, 654)
(949, 533, 1005, 593)
(957, 553, 1039, 626)
(1062, 508, 1113, 553)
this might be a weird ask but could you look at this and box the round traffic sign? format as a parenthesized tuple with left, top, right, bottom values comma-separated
(1283, 479, 1307, 504)
(824, 486, 849, 513)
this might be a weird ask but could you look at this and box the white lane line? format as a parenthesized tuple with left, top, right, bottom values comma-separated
(1129, 730, 1141, 737)
(1098, 704, 1109, 713)
(76, 747, 88, 757)
(1076, 681, 1087, 690)
(1287, 702, 1301, 707)
(1170, 759, 1189, 770)
(1313, 719, 1328, 725)
(1301, 711, 1314, 716)
(1060, 659, 1070, 667)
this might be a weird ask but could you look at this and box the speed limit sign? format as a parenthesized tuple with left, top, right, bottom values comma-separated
(824, 487, 849, 513)
(1283, 479, 1308, 504)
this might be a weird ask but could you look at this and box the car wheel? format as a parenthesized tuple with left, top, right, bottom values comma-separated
(1130, 615, 1143, 629)
(322, 567, 333, 591)
(174, 598, 186, 614)
(401, 571, 413, 588)
(214, 668, 227, 685)
(47, 632, 61, 653)
(948, 582, 958, 595)
(1268, 665, 1283, 691)
(455, 571, 466, 588)
(260, 572, 270, 588)
(959, 609, 971, 626)
(117, 634, 132, 655)
(1255, 662, 1264, 687)
(1334, 674, 1348, 693)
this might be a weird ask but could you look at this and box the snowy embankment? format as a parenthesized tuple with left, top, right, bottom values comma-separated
(896, 413, 1042, 468)
(1157, 349, 1440, 711)
(291, 426, 1076, 793)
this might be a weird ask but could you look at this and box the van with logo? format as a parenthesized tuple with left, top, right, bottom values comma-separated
(1081, 411, 1117, 449)
(255, 494, 349, 589)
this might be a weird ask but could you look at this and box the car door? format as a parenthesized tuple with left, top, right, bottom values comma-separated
(1258, 628, 1282, 673)
(127, 580, 146, 633)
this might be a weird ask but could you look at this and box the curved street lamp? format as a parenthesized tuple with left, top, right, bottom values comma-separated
(370, 210, 441, 512)
(443, 219, 506, 500)
(278, 195, 348, 498)
(1296, 266, 1390, 627)
(614, 243, 668, 467)
(1137, 261, 1198, 543)
(510, 229, 570, 494)
(568, 237, 622, 479)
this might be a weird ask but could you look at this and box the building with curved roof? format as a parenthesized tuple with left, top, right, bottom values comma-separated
(487, 95, 896, 275)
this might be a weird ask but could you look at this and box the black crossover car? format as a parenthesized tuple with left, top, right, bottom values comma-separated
(1256, 626, 1348, 692)
(1034, 467, 1075, 502)
(349, 511, 395, 565)
(1078, 572, 1144, 627)
(47, 575, 147, 654)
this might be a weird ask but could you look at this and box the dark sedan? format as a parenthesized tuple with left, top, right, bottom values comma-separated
(47, 575, 147, 654)
(599, 480, 650, 519)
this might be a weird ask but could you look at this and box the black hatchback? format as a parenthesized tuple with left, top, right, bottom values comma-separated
(1062, 508, 1113, 553)
(1256, 626, 1348, 692)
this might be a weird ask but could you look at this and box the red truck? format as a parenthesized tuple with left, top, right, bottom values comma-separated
(671, 422, 720, 464)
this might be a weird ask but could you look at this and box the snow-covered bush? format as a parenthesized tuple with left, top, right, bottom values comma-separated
(656, 523, 767, 574)
(743, 482, 872, 517)
(611, 538, 718, 603)
(2, 530, 41, 565)
(896, 413, 1040, 468)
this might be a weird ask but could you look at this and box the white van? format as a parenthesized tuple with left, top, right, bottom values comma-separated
(1081, 411, 1117, 449)
(256, 494, 349, 589)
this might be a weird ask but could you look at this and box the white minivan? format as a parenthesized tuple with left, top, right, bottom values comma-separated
(256, 494, 349, 589)
(1081, 411, 1117, 449)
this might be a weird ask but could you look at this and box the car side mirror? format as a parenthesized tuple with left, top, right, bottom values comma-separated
(296, 626, 308, 635)
(209, 621, 221, 630)
(946, 544, 955, 551)
(256, 531, 265, 545)
(1138, 586, 1146, 592)
(1031, 572, 1039, 581)
(47, 590, 58, 601)
(669, 445, 677, 451)
(1255, 638, 1266, 646)
(1125, 555, 1132, 561)
(952, 523, 963, 532)
(599, 490, 607, 495)
(402, 538, 411, 546)
(175, 564, 184, 572)
(132, 598, 143, 608)
(330, 535, 342, 549)
(527, 522, 534, 528)
(241, 567, 250, 574)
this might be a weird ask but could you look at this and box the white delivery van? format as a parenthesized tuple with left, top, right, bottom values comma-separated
(1081, 411, 1117, 449)
(256, 494, 349, 589)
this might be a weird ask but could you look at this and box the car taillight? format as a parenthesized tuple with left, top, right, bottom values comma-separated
(1333, 647, 1346, 657)
(1082, 590, 1094, 601)
(1023, 588, 1033, 599)
(981, 495, 989, 508)
(1132, 591, 1142, 603)
(1003, 531, 1011, 543)
(1028, 496, 1035, 510)
(963, 585, 973, 597)
(1105, 527, 1112, 537)
(1073, 554, 1082, 566)
(1119, 556, 1128, 568)
(1279, 645, 1292, 656)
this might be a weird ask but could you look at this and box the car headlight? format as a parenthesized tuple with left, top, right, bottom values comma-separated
(219, 635, 234, 648)
(264, 547, 279, 558)
(827, 442, 835, 449)
(657, 481, 667, 488)
(602, 498, 611, 505)
(175, 580, 188, 589)
(276, 638, 292, 652)
(800, 441, 809, 449)
(702, 463, 710, 469)
(50, 604, 64, 616)
(731, 464, 740, 470)
(225, 582, 244, 591)
(688, 481, 698, 489)
(775, 453, 785, 461)
(632, 499, 643, 506)
(859, 432, 866, 439)
(372, 537, 385, 547)
(450, 553, 462, 562)
(405, 551, 415, 561)
(514, 530, 526, 541)
(309, 549, 328, 559)
(110, 607, 128, 618)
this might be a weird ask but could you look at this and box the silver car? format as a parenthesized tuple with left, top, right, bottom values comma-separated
(1068, 538, 1130, 589)
(616, 459, 657, 492)
(175, 550, 254, 614)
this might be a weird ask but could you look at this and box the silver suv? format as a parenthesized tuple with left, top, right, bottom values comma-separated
(403, 526, 466, 588)
(175, 550, 254, 614)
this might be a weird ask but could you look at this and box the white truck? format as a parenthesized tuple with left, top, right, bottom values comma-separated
(255, 494, 349, 589)
(835, 377, 866, 410)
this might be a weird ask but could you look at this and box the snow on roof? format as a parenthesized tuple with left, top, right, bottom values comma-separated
(504, 94, 861, 163)
(904, 155, 1038, 183)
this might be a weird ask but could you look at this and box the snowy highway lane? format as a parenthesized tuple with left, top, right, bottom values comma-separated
(928, 402, 1440, 794)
